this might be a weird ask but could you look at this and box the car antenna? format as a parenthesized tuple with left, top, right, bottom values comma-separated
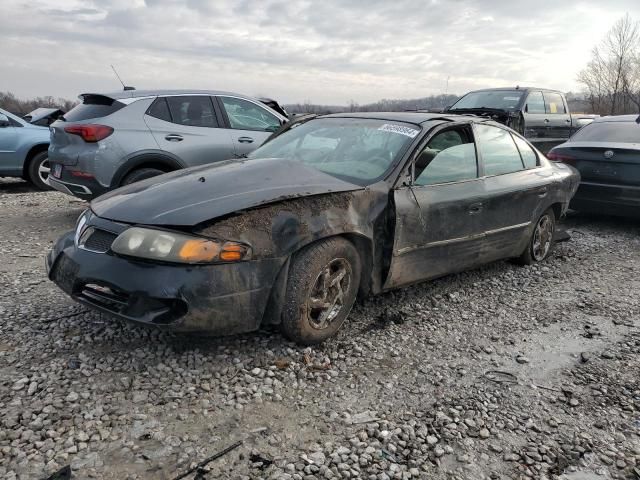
(110, 65, 136, 91)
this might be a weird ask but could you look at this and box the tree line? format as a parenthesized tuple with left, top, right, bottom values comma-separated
(0, 91, 77, 116)
(578, 13, 640, 115)
(284, 94, 460, 115)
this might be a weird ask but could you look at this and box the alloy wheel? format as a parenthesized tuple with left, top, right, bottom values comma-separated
(306, 258, 352, 330)
(38, 158, 51, 184)
(532, 214, 554, 261)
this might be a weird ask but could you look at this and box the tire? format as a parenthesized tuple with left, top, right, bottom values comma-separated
(121, 168, 165, 186)
(517, 208, 556, 265)
(281, 237, 361, 345)
(27, 151, 53, 190)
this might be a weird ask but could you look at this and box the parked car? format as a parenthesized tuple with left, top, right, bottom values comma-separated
(23, 108, 66, 127)
(548, 115, 640, 217)
(0, 107, 52, 190)
(47, 90, 288, 199)
(446, 87, 598, 152)
(47, 113, 579, 344)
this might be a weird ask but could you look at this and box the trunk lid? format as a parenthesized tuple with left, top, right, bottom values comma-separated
(554, 141, 640, 186)
(48, 94, 126, 166)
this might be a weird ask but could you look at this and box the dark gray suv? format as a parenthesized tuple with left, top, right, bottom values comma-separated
(47, 90, 288, 199)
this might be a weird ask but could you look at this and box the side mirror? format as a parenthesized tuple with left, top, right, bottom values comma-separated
(524, 104, 529, 113)
(0, 113, 10, 127)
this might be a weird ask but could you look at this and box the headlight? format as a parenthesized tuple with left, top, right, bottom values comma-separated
(74, 209, 91, 246)
(111, 227, 251, 264)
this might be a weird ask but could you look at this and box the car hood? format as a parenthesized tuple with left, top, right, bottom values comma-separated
(24, 108, 65, 124)
(447, 107, 513, 119)
(91, 158, 363, 226)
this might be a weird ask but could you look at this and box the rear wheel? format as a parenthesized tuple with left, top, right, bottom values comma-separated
(281, 238, 361, 345)
(121, 168, 165, 186)
(27, 151, 53, 190)
(518, 209, 556, 265)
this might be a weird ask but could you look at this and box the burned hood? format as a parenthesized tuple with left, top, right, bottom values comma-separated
(91, 158, 363, 226)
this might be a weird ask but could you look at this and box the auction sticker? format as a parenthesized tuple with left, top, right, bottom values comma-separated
(378, 124, 420, 138)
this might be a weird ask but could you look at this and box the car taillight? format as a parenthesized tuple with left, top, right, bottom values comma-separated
(64, 124, 114, 142)
(547, 151, 575, 165)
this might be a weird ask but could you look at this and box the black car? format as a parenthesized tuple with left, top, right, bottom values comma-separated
(548, 115, 640, 217)
(47, 113, 579, 345)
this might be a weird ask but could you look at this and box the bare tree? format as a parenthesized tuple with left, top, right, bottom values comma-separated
(623, 46, 640, 114)
(0, 91, 77, 116)
(578, 14, 640, 115)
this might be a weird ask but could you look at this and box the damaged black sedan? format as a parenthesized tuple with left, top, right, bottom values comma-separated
(47, 113, 579, 344)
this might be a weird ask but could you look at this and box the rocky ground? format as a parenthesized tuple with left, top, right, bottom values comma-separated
(0, 178, 639, 480)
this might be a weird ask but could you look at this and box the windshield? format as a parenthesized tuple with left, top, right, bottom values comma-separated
(248, 118, 420, 185)
(570, 121, 640, 143)
(450, 90, 524, 111)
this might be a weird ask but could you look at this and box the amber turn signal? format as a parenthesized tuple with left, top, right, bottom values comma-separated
(219, 243, 249, 262)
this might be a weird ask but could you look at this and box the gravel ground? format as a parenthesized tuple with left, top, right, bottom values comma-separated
(1, 178, 639, 480)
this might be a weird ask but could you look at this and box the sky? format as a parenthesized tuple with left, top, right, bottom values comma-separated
(1, 0, 639, 105)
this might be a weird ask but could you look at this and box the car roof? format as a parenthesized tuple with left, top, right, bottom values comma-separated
(319, 111, 486, 126)
(593, 114, 640, 123)
(462, 87, 562, 94)
(79, 89, 261, 101)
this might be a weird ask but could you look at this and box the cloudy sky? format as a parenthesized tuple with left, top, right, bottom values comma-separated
(1, 0, 639, 105)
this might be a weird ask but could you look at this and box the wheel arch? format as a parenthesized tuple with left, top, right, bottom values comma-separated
(111, 152, 185, 187)
(261, 232, 374, 326)
(548, 202, 564, 221)
(22, 143, 49, 178)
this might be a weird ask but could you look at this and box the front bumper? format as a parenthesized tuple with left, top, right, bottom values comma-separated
(571, 181, 640, 218)
(46, 232, 285, 334)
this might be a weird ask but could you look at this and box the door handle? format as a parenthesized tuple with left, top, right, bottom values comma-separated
(238, 136, 254, 144)
(544, 119, 550, 123)
(165, 134, 183, 142)
(468, 202, 483, 214)
(565, 119, 571, 123)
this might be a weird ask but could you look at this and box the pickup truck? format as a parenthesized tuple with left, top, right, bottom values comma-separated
(446, 87, 598, 152)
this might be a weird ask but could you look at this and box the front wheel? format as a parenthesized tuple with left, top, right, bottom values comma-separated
(517, 209, 556, 265)
(27, 151, 53, 190)
(281, 238, 361, 345)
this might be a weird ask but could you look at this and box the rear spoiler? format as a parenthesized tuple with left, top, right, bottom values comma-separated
(78, 93, 120, 105)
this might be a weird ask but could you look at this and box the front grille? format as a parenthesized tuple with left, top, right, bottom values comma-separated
(81, 228, 117, 253)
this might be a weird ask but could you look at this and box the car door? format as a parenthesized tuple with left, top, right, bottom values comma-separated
(216, 96, 283, 157)
(474, 123, 549, 262)
(144, 95, 235, 166)
(384, 126, 487, 289)
(0, 114, 20, 174)
(543, 92, 572, 139)
(521, 90, 549, 141)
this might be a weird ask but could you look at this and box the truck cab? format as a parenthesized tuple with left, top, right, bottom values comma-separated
(446, 87, 595, 153)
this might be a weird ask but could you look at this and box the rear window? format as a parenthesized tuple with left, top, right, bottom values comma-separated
(63, 95, 125, 122)
(571, 122, 640, 143)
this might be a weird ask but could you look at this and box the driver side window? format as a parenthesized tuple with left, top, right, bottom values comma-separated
(414, 128, 478, 186)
